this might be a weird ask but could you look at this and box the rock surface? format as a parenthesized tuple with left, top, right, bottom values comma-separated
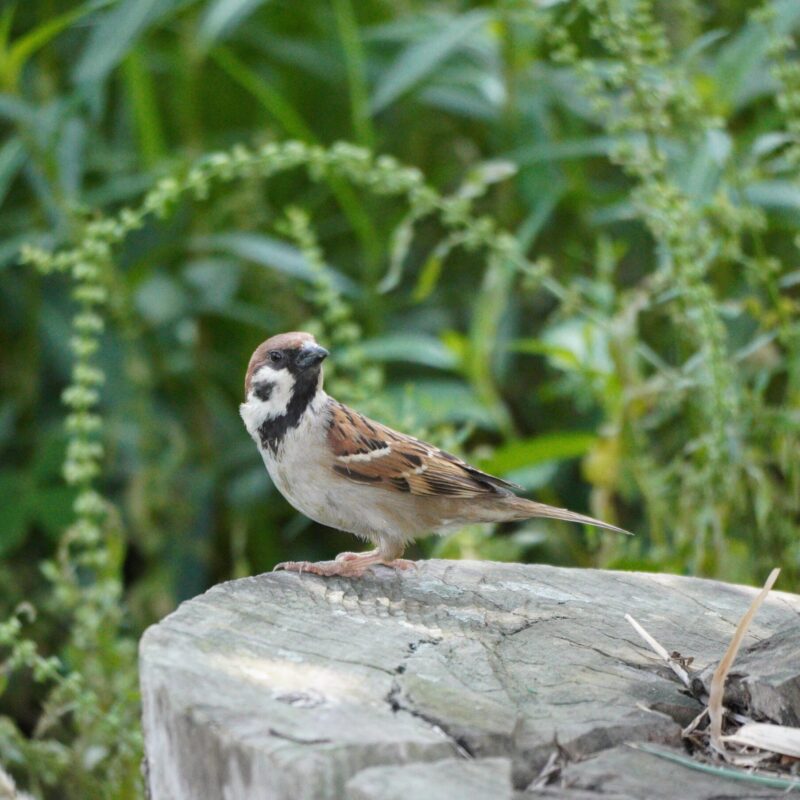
(139, 560, 800, 799)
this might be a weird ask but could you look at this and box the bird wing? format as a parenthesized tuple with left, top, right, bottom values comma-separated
(326, 401, 520, 497)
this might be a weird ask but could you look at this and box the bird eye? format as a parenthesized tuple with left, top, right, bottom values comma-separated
(269, 350, 283, 364)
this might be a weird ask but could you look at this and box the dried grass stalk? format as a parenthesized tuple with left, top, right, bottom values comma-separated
(624, 613, 691, 687)
(708, 568, 780, 754)
(724, 722, 800, 759)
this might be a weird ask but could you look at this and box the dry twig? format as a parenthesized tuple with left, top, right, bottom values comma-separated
(707, 568, 780, 754)
(624, 613, 691, 688)
(724, 722, 800, 759)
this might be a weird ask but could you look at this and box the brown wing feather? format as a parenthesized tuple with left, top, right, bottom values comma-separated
(326, 401, 519, 497)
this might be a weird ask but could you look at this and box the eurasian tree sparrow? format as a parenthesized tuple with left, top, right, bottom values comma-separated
(240, 332, 629, 577)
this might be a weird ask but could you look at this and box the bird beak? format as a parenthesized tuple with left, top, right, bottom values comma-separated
(296, 344, 329, 369)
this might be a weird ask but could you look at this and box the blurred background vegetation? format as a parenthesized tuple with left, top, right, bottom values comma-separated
(1, 0, 799, 796)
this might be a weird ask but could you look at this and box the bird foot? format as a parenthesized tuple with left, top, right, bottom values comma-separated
(335, 552, 417, 572)
(274, 551, 416, 578)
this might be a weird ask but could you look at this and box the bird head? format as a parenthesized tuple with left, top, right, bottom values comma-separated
(243, 331, 329, 417)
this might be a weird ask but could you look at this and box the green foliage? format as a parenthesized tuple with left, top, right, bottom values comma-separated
(1, 0, 799, 796)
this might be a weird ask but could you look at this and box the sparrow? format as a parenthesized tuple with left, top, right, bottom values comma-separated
(240, 331, 629, 578)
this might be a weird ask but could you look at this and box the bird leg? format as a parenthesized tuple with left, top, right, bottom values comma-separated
(274, 548, 416, 578)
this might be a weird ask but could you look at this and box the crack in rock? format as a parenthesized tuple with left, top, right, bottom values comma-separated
(385, 678, 476, 760)
(384, 637, 476, 758)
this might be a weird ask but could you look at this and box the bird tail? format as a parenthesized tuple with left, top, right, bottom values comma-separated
(507, 497, 632, 535)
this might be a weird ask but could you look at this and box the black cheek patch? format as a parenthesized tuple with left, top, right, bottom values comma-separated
(254, 381, 274, 401)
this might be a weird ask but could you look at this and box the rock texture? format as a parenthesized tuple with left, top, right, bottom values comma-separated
(139, 560, 800, 799)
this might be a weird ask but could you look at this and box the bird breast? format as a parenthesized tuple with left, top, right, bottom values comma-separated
(248, 399, 369, 537)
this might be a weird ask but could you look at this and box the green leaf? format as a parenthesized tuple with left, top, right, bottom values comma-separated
(751, 132, 796, 159)
(710, 0, 800, 110)
(243, 32, 341, 81)
(379, 212, 417, 293)
(122, 49, 167, 167)
(412, 252, 443, 301)
(349, 334, 457, 369)
(537, 319, 614, 375)
(384, 379, 499, 428)
(457, 159, 517, 200)
(744, 181, 800, 210)
(371, 10, 491, 113)
(508, 136, 620, 166)
(0, 95, 34, 126)
(56, 118, 86, 199)
(479, 432, 597, 476)
(680, 129, 731, 202)
(503, 462, 559, 491)
(74, 0, 177, 84)
(209, 45, 315, 140)
(779, 271, 800, 289)
(678, 28, 729, 65)
(332, 0, 374, 146)
(468, 257, 515, 434)
(0, 0, 107, 90)
(419, 85, 499, 121)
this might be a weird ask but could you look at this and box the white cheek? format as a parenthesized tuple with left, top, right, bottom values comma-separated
(239, 367, 296, 436)
(257, 367, 295, 415)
